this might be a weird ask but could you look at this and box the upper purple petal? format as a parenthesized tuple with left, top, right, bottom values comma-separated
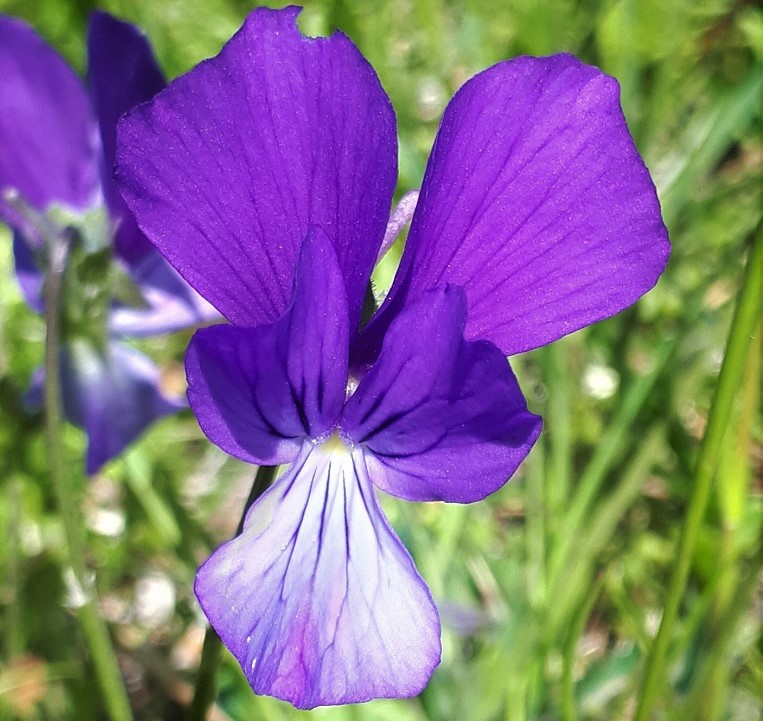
(361, 54, 669, 361)
(25, 340, 184, 474)
(185, 228, 349, 466)
(342, 285, 541, 503)
(115, 6, 397, 333)
(0, 15, 99, 229)
(87, 10, 166, 267)
(195, 442, 441, 708)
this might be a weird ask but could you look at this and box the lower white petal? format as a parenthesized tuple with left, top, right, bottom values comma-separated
(195, 437, 441, 709)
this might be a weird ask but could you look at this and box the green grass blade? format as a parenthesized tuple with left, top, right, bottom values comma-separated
(634, 231, 762, 721)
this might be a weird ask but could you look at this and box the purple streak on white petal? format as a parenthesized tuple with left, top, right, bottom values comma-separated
(344, 286, 541, 503)
(87, 10, 166, 267)
(360, 54, 669, 362)
(185, 228, 348, 466)
(0, 16, 99, 230)
(115, 6, 397, 333)
(377, 190, 419, 263)
(195, 441, 441, 709)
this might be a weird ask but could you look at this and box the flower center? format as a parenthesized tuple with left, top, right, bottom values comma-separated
(315, 431, 353, 456)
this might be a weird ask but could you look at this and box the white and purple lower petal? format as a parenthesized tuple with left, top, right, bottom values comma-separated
(344, 286, 541, 503)
(195, 440, 441, 709)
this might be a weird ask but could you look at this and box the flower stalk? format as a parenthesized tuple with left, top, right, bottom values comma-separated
(43, 226, 134, 721)
(189, 464, 278, 721)
(634, 231, 761, 720)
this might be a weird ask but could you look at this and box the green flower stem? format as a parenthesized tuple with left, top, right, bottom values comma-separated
(188, 628, 224, 721)
(43, 232, 134, 721)
(189, 464, 278, 721)
(634, 233, 761, 721)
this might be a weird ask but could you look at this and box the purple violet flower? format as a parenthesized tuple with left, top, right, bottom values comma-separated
(0, 11, 216, 473)
(114, 6, 670, 709)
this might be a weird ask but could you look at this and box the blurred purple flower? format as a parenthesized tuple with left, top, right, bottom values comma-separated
(115, 6, 669, 709)
(0, 11, 216, 473)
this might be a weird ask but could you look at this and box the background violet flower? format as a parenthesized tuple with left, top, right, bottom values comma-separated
(0, 11, 217, 473)
(114, 6, 669, 709)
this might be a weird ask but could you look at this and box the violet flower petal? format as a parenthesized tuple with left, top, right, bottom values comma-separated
(0, 15, 99, 231)
(87, 10, 165, 267)
(26, 340, 184, 474)
(115, 6, 397, 332)
(108, 250, 216, 337)
(12, 230, 43, 312)
(195, 443, 441, 709)
(362, 54, 669, 361)
(87, 11, 217, 336)
(186, 228, 349, 466)
(12, 210, 213, 337)
(343, 285, 541, 503)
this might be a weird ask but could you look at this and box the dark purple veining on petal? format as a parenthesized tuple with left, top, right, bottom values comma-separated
(105, 6, 672, 709)
(195, 442, 441, 709)
(343, 285, 541, 503)
(358, 54, 669, 364)
(115, 6, 397, 332)
(186, 229, 349, 466)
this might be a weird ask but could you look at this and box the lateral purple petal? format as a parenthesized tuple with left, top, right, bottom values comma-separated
(87, 10, 166, 267)
(186, 229, 349, 466)
(343, 286, 541, 503)
(195, 443, 441, 709)
(115, 6, 397, 332)
(365, 54, 669, 359)
(0, 16, 99, 229)
(25, 340, 184, 474)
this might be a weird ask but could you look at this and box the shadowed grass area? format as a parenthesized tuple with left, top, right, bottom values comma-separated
(0, 1, 759, 720)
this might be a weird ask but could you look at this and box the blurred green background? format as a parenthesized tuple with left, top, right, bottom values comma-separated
(0, 1, 760, 720)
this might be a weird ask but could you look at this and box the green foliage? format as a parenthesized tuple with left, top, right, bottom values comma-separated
(0, 1, 760, 720)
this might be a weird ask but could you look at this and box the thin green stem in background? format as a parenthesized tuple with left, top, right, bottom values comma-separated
(43, 230, 134, 721)
(634, 232, 761, 721)
(549, 338, 676, 584)
(543, 340, 573, 529)
(561, 575, 605, 721)
(547, 425, 666, 644)
(189, 464, 278, 721)
(5, 477, 23, 658)
(525, 440, 547, 612)
(692, 561, 760, 721)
